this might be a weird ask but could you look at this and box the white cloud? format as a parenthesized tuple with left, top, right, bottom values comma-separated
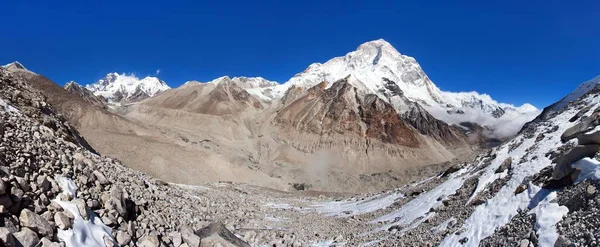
(155, 69, 161, 75)
(424, 105, 541, 139)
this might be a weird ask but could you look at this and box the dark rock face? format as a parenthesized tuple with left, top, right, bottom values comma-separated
(63, 81, 108, 108)
(127, 85, 151, 102)
(402, 103, 466, 146)
(194, 222, 251, 247)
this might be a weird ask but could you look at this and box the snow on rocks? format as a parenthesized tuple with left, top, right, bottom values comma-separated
(372, 168, 468, 232)
(572, 158, 600, 183)
(311, 191, 404, 217)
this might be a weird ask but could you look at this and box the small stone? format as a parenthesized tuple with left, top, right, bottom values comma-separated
(13, 228, 39, 247)
(170, 231, 183, 247)
(519, 239, 530, 247)
(0, 180, 6, 195)
(39, 237, 61, 247)
(19, 209, 54, 237)
(586, 185, 596, 196)
(72, 199, 88, 219)
(116, 230, 131, 245)
(138, 232, 161, 247)
(180, 225, 201, 247)
(54, 211, 72, 230)
(92, 170, 109, 185)
(0, 227, 15, 247)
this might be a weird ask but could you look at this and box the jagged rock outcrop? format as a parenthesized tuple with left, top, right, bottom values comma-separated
(64, 81, 107, 107)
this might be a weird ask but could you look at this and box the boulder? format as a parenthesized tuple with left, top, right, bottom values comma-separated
(19, 209, 54, 237)
(13, 228, 39, 247)
(180, 225, 200, 247)
(561, 111, 600, 142)
(495, 158, 512, 174)
(0, 227, 15, 247)
(116, 230, 132, 245)
(39, 237, 61, 247)
(552, 145, 600, 180)
(102, 186, 127, 218)
(138, 232, 161, 247)
(194, 222, 250, 247)
(92, 170, 109, 185)
(169, 232, 183, 247)
(577, 130, 600, 145)
(54, 211, 72, 230)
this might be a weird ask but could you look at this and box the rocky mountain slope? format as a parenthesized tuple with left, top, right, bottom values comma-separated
(64, 81, 108, 108)
(85, 73, 170, 103)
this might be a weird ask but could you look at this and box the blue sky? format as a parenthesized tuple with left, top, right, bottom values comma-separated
(1, 0, 598, 108)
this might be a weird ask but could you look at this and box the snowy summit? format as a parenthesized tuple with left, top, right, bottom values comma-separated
(85, 72, 170, 102)
(249, 39, 540, 137)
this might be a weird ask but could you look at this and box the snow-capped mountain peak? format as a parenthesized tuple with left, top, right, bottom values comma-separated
(204, 75, 278, 89)
(85, 72, 170, 102)
(247, 39, 539, 137)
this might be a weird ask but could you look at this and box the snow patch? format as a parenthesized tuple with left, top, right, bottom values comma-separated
(527, 185, 569, 247)
(372, 167, 469, 232)
(53, 176, 115, 247)
(311, 191, 404, 217)
(572, 157, 600, 183)
(0, 98, 20, 113)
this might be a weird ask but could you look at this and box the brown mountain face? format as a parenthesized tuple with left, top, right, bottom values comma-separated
(141, 79, 263, 116)
(275, 78, 419, 147)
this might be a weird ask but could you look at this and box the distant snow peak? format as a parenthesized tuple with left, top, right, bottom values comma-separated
(85, 72, 170, 102)
(206, 75, 278, 89)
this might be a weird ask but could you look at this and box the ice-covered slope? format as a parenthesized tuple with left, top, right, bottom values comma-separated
(85, 72, 170, 102)
(249, 39, 539, 137)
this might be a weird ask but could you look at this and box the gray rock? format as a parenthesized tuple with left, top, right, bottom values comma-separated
(116, 230, 131, 245)
(562, 112, 600, 142)
(180, 225, 200, 247)
(19, 209, 54, 237)
(102, 186, 127, 218)
(72, 199, 88, 220)
(138, 232, 161, 247)
(0, 227, 15, 247)
(194, 222, 250, 247)
(13, 228, 39, 247)
(0, 180, 6, 195)
(552, 145, 600, 180)
(39, 237, 61, 247)
(495, 158, 513, 174)
(169, 232, 183, 247)
(577, 130, 600, 145)
(554, 235, 572, 247)
(586, 185, 596, 196)
(54, 211, 72, 230)
(92, 170, 109, 185)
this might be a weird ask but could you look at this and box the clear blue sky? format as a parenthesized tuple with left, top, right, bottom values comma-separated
(1, 0, 598, 107)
